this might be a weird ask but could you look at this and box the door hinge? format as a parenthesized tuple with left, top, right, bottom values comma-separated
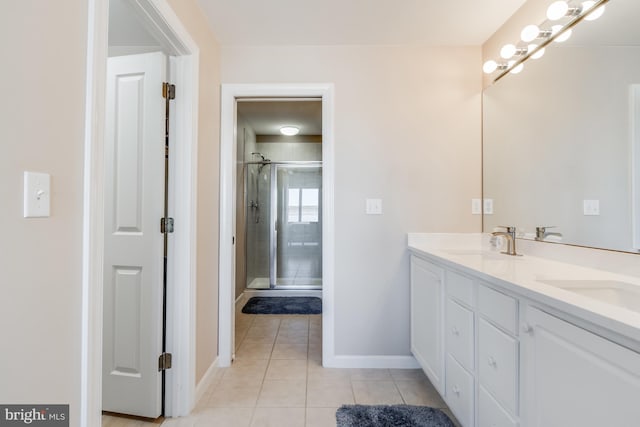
(161, 217, 174, 233)
(158, 352, 172, 371)
(162, 82, 176, 100)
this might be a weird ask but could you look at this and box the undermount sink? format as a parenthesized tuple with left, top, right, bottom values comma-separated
(537, 279, 640, 313)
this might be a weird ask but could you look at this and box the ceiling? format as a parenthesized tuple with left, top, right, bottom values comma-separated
(237, 100, 322, 136)
(196, 0, 528, 46)
(108, 0, 160, 46)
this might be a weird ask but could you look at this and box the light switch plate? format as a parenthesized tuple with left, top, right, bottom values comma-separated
(583, 199, 600, 216)
(366, 198, 382, 215)
(483, 198, 494, 215)
(24, 171, 50, 218)
(471, 199, 482, 215)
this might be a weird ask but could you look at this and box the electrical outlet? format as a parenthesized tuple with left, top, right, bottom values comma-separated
(365, 198, 382, 215)
(471, 199, 482, 215)
(583, 199, 600, 216)
(483, 198, 494, 215)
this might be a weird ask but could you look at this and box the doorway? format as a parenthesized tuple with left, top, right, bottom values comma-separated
(236, 100, 323, 292)
(218, 84, 336, 369)
(82, 0, 199, 424)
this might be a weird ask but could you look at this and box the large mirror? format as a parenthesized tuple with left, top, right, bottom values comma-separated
(483, 0, 640, 253)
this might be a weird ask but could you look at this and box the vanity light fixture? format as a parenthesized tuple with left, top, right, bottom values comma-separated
(552, 25, 573, 42)
(500, 43, 528, 59)
(547, 1, 581, 20)
(279, 126, 300, 136)
(581, 0, 606, 20)
(483, 0, 609, 79)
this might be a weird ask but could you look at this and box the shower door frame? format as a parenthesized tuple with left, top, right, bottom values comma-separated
(269, 162, 323, 290)
(243, 160, 323, 290)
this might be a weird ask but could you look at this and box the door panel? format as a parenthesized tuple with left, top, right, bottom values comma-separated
(103, 51, 166, 418)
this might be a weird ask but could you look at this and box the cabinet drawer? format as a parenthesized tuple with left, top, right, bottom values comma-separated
(478, 386, 517, 427)
(447, 270, 474, 306)
(446, 355, 474, 427)
(446, 298, 474, 372)
(478, 319, 518, 416)
(478, 284, 517, 335)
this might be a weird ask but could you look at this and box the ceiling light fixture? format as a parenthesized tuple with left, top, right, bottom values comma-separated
(280, 126, 300, 136)
(581, 0, 605, 20)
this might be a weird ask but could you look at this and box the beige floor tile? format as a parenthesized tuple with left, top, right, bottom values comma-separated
(307, 364, 350, 381)
(256, 379, 307, 407)
(235, 341, 274, 360)
(276, 329, 309, 344)
(305, 407, 338, 427)
(242, 335, 277, 346)
(349, 368, 392, 381)
(351, 380, 403, 405)
(389, 368, 428, 381)
(250, 407, 305, 427)
(208, 381, 262, 407)
(280, 317, 309, 330)
(160, 415, 196, 427)
(191, 407, 254, 427)
(306, 379, 354, 407)
(265, 359, 308, 380)
(222, 359, 269, 383)
(395, 379, 447, 407)
(271, 343, 308, 360)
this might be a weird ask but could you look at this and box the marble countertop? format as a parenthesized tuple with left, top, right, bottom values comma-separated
(408, 233, 640, 345)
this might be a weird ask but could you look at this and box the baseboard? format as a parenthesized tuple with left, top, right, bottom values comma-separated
(195, 356, 219, 403)
(323, 355, 420, 369)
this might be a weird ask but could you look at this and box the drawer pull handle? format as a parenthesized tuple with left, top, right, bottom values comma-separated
(488, 356, 497, 368)
(452, 385, 460, 396)
(452, 326, 460, 336)
(522, 323, 534, 335)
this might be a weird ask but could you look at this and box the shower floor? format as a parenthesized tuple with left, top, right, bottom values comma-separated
(247, 277, 322, 290)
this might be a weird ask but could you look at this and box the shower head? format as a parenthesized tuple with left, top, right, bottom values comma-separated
(251, 152, 266, 161)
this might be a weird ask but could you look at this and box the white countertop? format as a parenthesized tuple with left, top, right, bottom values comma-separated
(408, 233, 640, 345)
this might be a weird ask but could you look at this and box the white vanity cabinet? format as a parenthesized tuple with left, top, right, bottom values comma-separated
(410, 255, 445, 394)
(520, 306, 640, 427)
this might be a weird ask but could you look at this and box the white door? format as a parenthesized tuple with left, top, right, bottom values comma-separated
(103, 52, 167, 418)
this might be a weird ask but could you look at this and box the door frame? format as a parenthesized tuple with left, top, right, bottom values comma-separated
(82, 0, 199, 424)
(218, 84, 336, 367)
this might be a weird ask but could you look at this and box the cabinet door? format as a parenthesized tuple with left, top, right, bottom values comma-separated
(411, 255, 445, 394)
(521, 306, 640, 427)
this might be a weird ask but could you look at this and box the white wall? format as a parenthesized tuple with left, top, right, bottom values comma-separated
(222, 45, 482, 357)
(0, 0, 87, 418)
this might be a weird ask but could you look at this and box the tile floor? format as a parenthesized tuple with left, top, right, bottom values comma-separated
(103, 301, 458, 427)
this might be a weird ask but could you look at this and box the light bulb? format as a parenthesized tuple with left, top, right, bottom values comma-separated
(509, 61, 524, 74)
(500, 44, 517, 59)
(280, 126, 299, 136)
(552, 25, 572, 42)
(521, 24, 541, 42)
(547, 1, 569, 20)
(582, 1, 605, 20)
(483, 60, 498, 74)
(528, 44, 546, 59)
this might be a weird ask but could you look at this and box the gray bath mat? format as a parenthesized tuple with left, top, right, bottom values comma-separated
(241, 296, 322, 315)
(336, 404, 455, 427)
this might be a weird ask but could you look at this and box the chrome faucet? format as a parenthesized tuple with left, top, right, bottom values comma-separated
(535, 226, 562, 241)
(492, 226, 519, 256)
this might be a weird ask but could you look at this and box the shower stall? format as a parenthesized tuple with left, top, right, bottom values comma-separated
(244, 159, 323, 290)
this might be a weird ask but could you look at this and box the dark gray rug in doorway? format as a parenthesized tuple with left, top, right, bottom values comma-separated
(336, 405, 455, 427)
(241, 296, 322, 315)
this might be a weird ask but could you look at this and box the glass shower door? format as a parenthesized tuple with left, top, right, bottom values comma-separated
(244, 162, 272, 289)
(273, 164, 323, 289)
